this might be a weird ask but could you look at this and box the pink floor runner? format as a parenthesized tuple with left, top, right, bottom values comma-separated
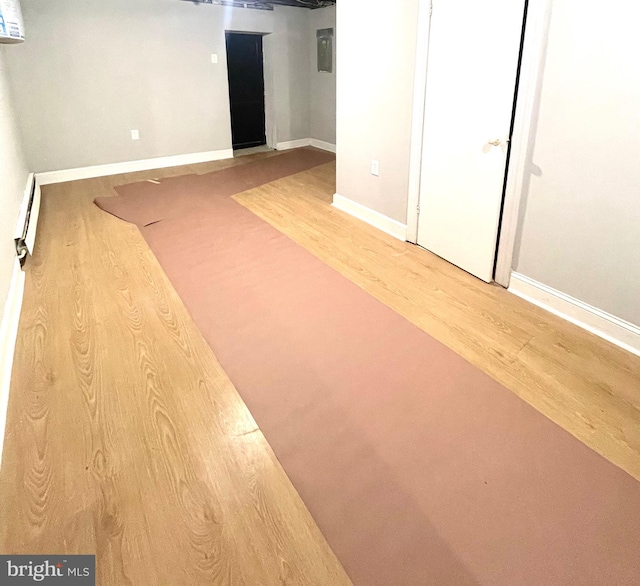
(95, 148, 334, 226)
(96, 150, 640, 585)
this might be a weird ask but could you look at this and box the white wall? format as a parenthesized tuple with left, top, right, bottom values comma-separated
(513, 0, 640, 326)
(0, 46, 28, 326)
(308, 6, 336, 145)
(4, 0, 311, 172)
(336, 0, 420, 223)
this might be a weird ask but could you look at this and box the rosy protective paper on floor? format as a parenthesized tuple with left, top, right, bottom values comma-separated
(96, 150, 640, 585)
(94, 148, 334, 227)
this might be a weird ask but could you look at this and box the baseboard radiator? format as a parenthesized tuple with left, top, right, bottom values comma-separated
(14, 173, 41, 264)
(1, 173, 38, 468)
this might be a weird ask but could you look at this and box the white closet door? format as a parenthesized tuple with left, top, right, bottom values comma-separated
(417, 0, 526, 282)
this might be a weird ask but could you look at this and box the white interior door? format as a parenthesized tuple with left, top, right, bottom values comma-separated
(417, 0, 526, 282)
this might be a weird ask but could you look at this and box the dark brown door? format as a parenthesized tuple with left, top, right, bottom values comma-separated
(225, 33, 266, 150)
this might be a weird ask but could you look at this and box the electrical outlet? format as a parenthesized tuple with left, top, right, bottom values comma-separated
(211, 53, 218, 64)
(131, 129, 140, 140)
(371, 159, 379, 176)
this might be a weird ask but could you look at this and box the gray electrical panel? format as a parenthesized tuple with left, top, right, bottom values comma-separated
(317, 28, 333, 73)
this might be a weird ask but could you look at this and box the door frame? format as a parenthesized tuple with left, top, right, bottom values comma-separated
(406, 0, 432, 245)
(406, 0, 553, 288)
(261, 32, 277, 149)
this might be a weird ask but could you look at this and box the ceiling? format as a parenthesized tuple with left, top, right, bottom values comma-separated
(260, 0, 335, 7)
(186, 0, 335, 9)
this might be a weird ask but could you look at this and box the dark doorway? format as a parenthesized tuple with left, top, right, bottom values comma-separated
(225, 32, 267, 150)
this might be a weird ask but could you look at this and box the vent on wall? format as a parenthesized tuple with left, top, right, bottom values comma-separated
(0, 0, 25, 44)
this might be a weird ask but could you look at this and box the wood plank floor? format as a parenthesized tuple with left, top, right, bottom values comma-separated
(1, 151, 639, 585)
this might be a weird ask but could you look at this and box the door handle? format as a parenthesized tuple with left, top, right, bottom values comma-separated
(483, 137, 510, 154)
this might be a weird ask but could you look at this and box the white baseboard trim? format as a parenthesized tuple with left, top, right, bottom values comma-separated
(0, 258, 26, 468)
(36, 149, 235, 185)
(309, 138, 337, 153)
(332, 194, 407, 242)
(509, 272, 640, 357)
(275, 138, 336, 154)
(275, 138, 312, 151)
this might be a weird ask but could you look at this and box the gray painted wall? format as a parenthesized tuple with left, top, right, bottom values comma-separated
(268, 5, 310, 145)
(308, 6, 336, 145)
(336, 0, 420, 223)
(5, 0, 312, 172)
(0, 47, 28, 324)
(513, 0, 640, 326)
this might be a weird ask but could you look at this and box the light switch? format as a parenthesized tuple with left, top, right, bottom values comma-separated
(371, 160, 379, 176)
(131, 129, 139, 140)
(211, 53, 218, 64)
